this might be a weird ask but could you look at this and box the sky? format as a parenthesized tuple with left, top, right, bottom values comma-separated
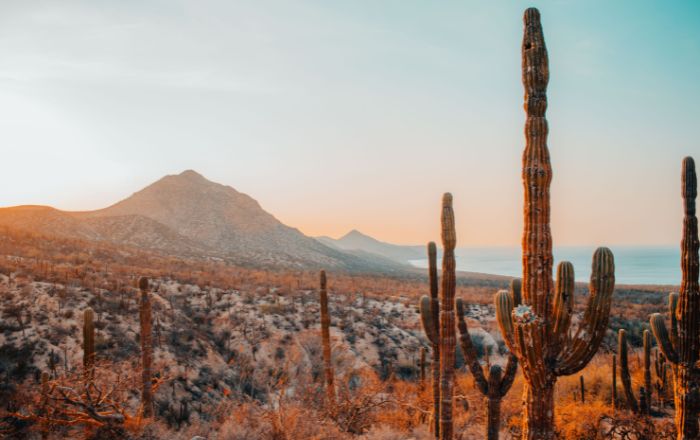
(0, 0, 699, 246)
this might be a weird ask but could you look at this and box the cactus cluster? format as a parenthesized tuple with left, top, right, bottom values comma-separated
(494, 8, 616, 439)
(419, 193, 457, 440)
(650, 156, 699, 439)
(617, 329, 651, 414)
(456, 295, 516, 440)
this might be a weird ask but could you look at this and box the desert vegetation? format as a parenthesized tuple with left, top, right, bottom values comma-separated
(0, 6, 697, 440)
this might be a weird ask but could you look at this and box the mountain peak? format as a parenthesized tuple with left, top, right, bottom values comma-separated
(173, 169, 207, 181)
(342, 229, 371, 240)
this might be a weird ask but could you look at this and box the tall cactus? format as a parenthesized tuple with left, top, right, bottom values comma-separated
(495, 8, 616, 439)
(456, 297, 517, 440)
(420, 241, 440, 438)
(438, 193, 456, 440)
(319, 270, 336, 407)
(650, 156, 699, 439)
(139, 276, 154, 418)
(618, 329, 651, 414)
(419, 194, 457, 440)
(83, 308, 95, 381)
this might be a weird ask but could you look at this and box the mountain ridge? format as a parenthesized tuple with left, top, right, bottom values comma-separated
(0, 171, 406, 272)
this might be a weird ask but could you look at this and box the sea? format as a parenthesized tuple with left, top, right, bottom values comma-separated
(409, 246, 681, 286)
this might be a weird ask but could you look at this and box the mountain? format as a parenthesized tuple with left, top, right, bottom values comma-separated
(0, 171, 405, 272)
(317, 229, 426, 264)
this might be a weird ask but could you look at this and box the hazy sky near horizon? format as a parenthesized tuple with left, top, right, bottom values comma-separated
(1, 1, 699, 246)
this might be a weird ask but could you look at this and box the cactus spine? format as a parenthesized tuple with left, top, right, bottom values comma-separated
(457, 297, 517, 440)
(139, 276, 154, 418)
(83, 308, 95, 381)
(420, 241, 441, 438)
(618, 329, 651, 414)
(319, 270, 336, 406)
(494, 9, 616, 439)
(650, 156, 700, 439)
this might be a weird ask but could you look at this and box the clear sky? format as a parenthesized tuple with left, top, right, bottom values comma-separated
(1, 1, 699, 246)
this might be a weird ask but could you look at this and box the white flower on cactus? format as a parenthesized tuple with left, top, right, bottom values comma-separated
(512, 304, 538, 324)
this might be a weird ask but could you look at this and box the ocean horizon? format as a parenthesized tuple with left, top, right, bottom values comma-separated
(409, 246, 681, 286)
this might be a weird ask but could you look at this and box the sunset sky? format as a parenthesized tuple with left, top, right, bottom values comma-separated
(1, 1, 699, 246)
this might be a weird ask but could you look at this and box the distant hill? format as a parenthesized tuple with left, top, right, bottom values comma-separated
(317, 229, 427, 264)
(0, 171, 405, 272)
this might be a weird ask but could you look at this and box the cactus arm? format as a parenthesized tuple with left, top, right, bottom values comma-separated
(427, 242, 440, 341)
(495, 290, 516, 354)
(669, 292, 679, 347)
(618, 329, 640, 413)
(498, 354, 519, 397)
(513, 307, 548, 390)
(650, 313, 680, 364)
(550, 261, 574, 356)
(420, 295, 439, 345)
(510, 279, 522, 306)
(554, 248, 615, 376)
(456, 298, 488, 395)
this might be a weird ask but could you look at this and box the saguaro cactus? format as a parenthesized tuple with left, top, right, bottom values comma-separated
(83, 308, 95, 380)
(457, 297, 516, 440)
(494, 8, 616, 439)
(612, 354, 617, 409)
(654, 349, 669, 408)
(650, 156, 699, 439)
(419, 241, 441, 438)
(139, 277, 154, 418)
(319, 270, 336, 406)
(618, 329, 651, 414)
(438, 193, 456, 440)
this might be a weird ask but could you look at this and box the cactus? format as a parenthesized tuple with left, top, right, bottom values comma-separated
(139, 276, 154, 418)
(457, 297, 516, 440)
(83, 308, 95, 381)
(650, 156, 700, 439)
(419, 194, 457, 440)
(438, 193, 456, 440)
(319, 270, 335, 406)
(618, 329, 651, 414)
(494, 9, 616, 439)
(419, 241, 440, 438)
(654, 349, 669, 408)
(580, 375, 585, 403)
(612, 354, 617, 409)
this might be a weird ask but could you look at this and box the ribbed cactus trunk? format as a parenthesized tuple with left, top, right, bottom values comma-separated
(618, 329, 640, 413)
(83, 308, 95, 381)
(612, 354, 617, 409)
(319, 270, 336, 407)
(643, 330, 652, 413)
(439, 193, 456, 440)
(650, 157, 700, 440)
(494, 8, 616, 440)
(139, 277, 154, 418)
(420, 241, 441, 438)
(457, 296, 517, 440)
